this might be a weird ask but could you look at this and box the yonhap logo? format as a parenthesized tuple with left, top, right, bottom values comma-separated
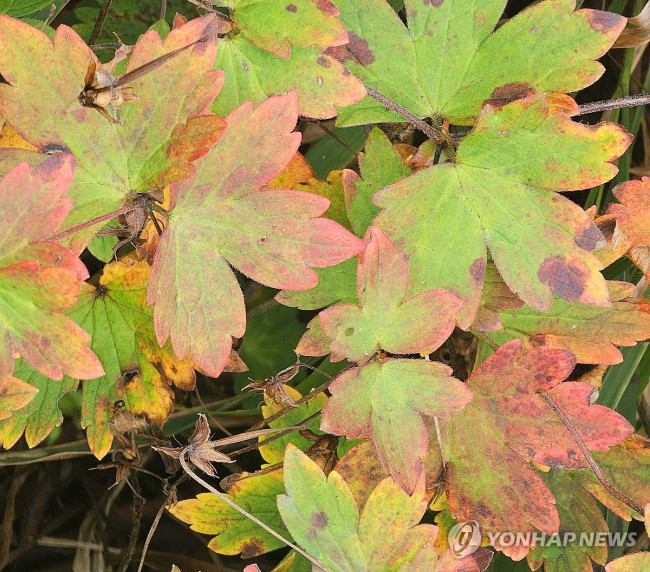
(448, 520, 481, 558)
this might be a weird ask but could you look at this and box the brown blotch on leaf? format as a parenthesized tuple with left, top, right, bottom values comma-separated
(469, 257, 486, 283)
(317, 56, 332, 68)
(331, 32, 375, 66)
(574, 223, 605, 251)
(587, 9, 626, 35)
(423, 0, 445, 6)
(241, 540, 265, 558)
(311, 511, 329, 528)
(286, 3, 298, 12)
(487, 82, 536, 108)
(538, 257, 586, 302)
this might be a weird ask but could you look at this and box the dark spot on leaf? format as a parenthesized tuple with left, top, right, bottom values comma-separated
(317, 56, 332, 68)
(538, 257, 586, 302)
(469, 258, 486, 283)
(311, 511, 328, 528)
(586, 9, 625, 33)
(487, 83, 535, 107)
(315, 0, 337, 15)
(242, 61, 249, 72)
(341, 32, 375, 66)
(345, 327, 355, 336)
(258, 236, 267, 245)
(574, 223, 605, 251)
(39, 336, 51, 349)
(423, 0, 444, 6)
(530, 25, 537, 33)
(241, 539, 264, 558)
(170, 364, 177, 374)
(114, 400, 125, 409)
(286, 3, 298, 12)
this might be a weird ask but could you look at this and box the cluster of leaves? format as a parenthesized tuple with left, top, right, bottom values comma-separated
(0, 0, 649, 571)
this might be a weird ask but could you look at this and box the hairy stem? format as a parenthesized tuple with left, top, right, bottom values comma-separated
(49, 204, 134, 243)
(179, 450, 333, 572)
(540, 390, 644, 517)
(365, 87, 445, 143)
(88, 0, 113, 45)
(577, 93, 650, 116)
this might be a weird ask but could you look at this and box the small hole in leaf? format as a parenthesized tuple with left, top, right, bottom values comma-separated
(344, 327, 354, 336)
(258, 236, 267, 245)
(317, 76, 323, 85)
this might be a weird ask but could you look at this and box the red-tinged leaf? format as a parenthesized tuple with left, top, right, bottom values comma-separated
(527, 470, 608, 572)
(480, 280, 650, 365)
(443, 341, 632, 554)
(334, 440, 388, 510)
(169, 472, 292, 557)
(226, 0, 348, 58)
(606, 552, 650, 572)
(578, 435, 650, 521)
(605, 177, 650, 280)
(74, 257, 195, 458)
(298, 228, 462, 362)
(148, 93, 364, 378)
(321, 358, 472, 493)
(0, 15, 223, 252)
(0, 375, 38, 421)
(212, 35, 365, 119)
(0, 359, 77, 448)
(278, 444, 450, 570)
(373, 95, 629, 327)
(0, 155, 102, 381)
(334, 0, 625, 126)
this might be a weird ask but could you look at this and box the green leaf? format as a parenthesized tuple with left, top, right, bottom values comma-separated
(342, 127, 412, 237)
(0, 359, 76, 448)
(373, 95, 630, 327)
(0, 155, 102, 381)
(527, 470, 608, 571)
(605, 552, 650, 572)
(0, 14, 224, 251)
(481, 280, 650, 365)
(212, 34, 365, 119)
(226, 0, 348, 58)
(75, 258, 195, 458)
(170, 472, 292, 557)
(0, 0, 54, 17)
(278, 445, 457, 571)
(148, 93, 364, 378)
(321, 358, 471, 493)
(332, 0, 625, 125)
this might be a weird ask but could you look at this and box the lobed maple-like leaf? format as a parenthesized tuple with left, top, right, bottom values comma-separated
(221, 0, 348, 58)
(0, 359, 77, 449)
(443, 340, 633, 557)
(0, 373, 38, 422)
(578, 435, 650, 521)
(148, 92, 364, 378)
(333, 0, 625, 126)
(373, 95, 630, 327)
(73, 257, 195, 458)
(212, 34, 366, 119)
(605, 177, 650, 281)
(0, 14, 224, 252)
(527, 470, 608, 571)
(0, 155, 102, 381)
(321, 358, 472, 493)
(606, 552, 650, 571)
(297, 228, 462, 361)
(479, 279, 650, 365)
(170, 472, 291, 558)
(278, 445, 489, 571)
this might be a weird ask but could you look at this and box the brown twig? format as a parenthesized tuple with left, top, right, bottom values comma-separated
(365, 86, 445, 143)
(117, 471, 143, 572)
(577, 93, 650, 116)
(540, 390, 645, 517)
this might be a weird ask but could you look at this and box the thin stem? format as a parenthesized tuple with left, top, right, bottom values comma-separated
(88, 0, 113, 45)
(365, 86, 444, 143)
(49, 204, 134, 243)
(577, 93, 650, 117)
(117, 471, 143, 572)
(179, 450, 332, 572)
(540, 390, 645, 517)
